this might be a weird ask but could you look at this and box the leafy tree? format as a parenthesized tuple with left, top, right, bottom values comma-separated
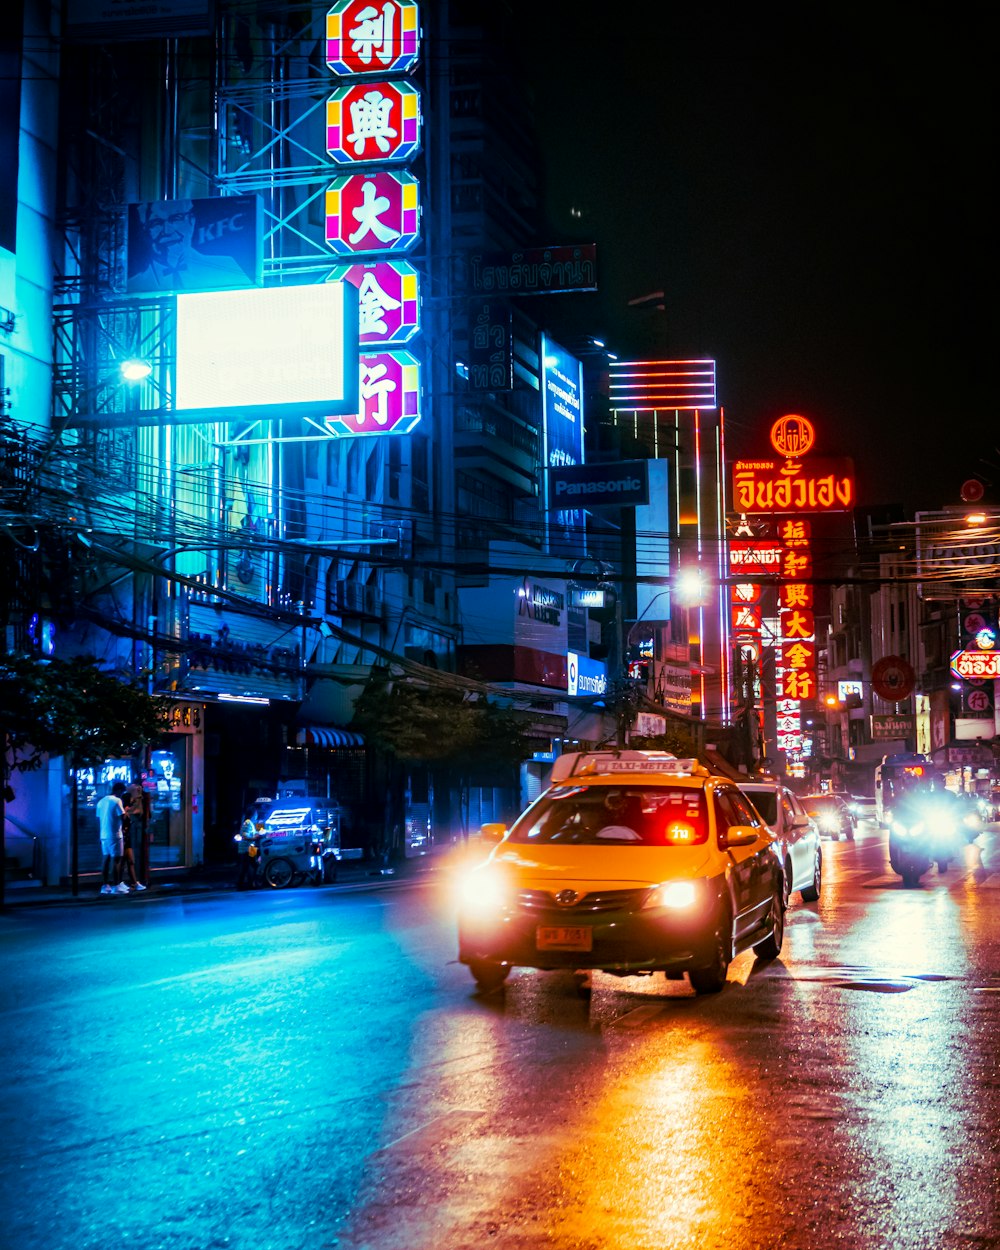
(0, 654, 170, 901)
(1, 653, 169, 779)
(351, 673, 527, 849)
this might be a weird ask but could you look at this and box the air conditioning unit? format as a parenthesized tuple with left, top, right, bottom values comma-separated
(333, 580, 380, 616)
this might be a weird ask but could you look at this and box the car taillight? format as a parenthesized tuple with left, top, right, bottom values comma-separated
(663, 820, 707, 845)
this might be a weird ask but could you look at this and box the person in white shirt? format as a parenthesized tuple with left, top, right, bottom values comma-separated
(97, 782, 129, 896)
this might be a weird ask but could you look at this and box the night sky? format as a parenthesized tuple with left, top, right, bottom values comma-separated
(517, 6, 992, 514)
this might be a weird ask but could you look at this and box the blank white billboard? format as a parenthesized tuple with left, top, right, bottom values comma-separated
(175, 282, 359, 420)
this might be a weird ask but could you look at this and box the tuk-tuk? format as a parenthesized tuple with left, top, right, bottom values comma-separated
(256, 797, 342, 888)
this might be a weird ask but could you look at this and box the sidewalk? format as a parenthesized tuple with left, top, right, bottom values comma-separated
(1, 845, 458, 909)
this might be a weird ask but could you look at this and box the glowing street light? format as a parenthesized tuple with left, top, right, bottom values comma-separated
(675, 568, 707, 606)
(120, 359, 153, 382)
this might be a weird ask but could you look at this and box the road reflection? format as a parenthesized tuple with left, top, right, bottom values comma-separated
(336, 829, 999, 1249)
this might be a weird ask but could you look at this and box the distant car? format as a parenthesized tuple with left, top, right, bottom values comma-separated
(848, 794, 877, 822)
(738, 780, 823, 908)
(801, 793, 856, 841)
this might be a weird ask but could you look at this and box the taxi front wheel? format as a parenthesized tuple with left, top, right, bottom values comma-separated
(753, 890, 784, 961)
(689, 911, 732, 995)
(468, 959, 510, 993)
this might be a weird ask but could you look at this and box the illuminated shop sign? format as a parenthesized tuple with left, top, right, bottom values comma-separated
(126, 195, 263, 296)
(567, 650, 608, 698)
(324, 349, 421, 437)
(779, 609, 815, 640)
(467, 245, 598, 296)
(175, 283, 359, 420)
(182, 605, 306, 701)
(779, 583, 813, 609)
(732, 458, 855, 513)
(542, 335, 585, 553)
(330, 260, 419, 343)
(950, 650, 1000, 680)
(838, 680, 864, 702)
(326, 0, 420, 75)
(731, 604, 762, 632)
(729, 542, 782, 573)
(326, 79, 421, 163)
(325, 170, 420, 255)
(548, 460, 649, 508)
(770, 414, 816, 458)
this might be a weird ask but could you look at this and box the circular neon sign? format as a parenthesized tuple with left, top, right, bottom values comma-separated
(770, 413, 816, 458)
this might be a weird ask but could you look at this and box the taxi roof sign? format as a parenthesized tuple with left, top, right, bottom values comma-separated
(550, 751, 706, 784)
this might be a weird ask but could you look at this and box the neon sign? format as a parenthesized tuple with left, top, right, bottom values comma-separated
(770, 413, 815, 457)
(732, 458, 855, 513)
(950, 650, 1000, 680)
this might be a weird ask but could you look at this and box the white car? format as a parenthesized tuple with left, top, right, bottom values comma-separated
(738, 781, 822, 907)
(848, 794, 878, 822)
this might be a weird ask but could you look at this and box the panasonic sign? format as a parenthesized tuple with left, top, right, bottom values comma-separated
(548, 461, 649, 509)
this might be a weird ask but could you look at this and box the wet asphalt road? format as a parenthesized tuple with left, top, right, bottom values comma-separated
(1, 820, 998, 1250)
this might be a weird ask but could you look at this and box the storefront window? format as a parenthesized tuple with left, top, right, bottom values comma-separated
(147, 749, 185, 866)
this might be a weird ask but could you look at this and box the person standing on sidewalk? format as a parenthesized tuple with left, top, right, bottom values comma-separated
(235, 809, 260, 889)
(98, 782, 129, 896)
(120, 777, 147, 892)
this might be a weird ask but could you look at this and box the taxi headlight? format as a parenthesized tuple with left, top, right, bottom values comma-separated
(643, 880, 699, 910)
(456, 866, 511, 913)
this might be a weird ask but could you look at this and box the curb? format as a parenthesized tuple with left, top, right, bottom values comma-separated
(1, 858, 446, 910)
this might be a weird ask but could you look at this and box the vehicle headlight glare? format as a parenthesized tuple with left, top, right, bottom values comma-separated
(457, 868, 509, 913)
(645, 880, 698, 910)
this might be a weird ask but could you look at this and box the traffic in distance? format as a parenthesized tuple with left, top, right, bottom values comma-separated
(456, 748, 990, 994)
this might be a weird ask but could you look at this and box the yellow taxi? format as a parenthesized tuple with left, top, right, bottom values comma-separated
(457, 751, 785, 994)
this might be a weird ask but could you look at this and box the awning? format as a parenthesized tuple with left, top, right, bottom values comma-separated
(296, 726, 365, 748)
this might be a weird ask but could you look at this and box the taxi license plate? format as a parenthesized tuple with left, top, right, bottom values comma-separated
(536, 925, 592, 952)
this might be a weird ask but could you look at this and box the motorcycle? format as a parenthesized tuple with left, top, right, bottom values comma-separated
(888, 795, 965, 887)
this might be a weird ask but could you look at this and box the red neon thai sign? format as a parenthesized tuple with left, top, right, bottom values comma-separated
(732, 458, 855, 513)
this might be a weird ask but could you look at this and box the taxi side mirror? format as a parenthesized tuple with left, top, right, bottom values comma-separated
(792, 813, 811, 829)
(478, 822, 507, 844)
(723, 825, 759, 848)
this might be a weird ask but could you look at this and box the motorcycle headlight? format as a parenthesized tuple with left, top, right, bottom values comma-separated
(963, 811, 981, 828)
(892, 820, 923, 838)
(926, 811, 953, 836)
(643, 880, 699, 910)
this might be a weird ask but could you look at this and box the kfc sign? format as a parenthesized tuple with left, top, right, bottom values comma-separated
(326, 0, 420, 76)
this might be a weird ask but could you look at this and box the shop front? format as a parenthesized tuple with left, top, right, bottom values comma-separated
(71, 704, 205, 877)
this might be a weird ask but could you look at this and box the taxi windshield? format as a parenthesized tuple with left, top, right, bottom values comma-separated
(508, 784, 707, 847)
